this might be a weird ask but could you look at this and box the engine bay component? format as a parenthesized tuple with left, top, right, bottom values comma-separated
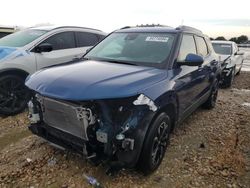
(39, 97, 95, 141)
(28, 100, 40, 124)
(122, 138, 134, 150)
(96, 129, 108, 143)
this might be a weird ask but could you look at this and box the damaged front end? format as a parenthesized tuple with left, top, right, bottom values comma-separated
(28, 93, 157, 170)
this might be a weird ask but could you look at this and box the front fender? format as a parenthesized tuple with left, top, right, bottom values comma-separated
(116, 91, 178, 167)
(116, 107, 156, 167)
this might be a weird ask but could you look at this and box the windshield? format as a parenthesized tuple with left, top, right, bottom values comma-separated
(0, 29, 47, 47)
(85, 32, 175, 68)
(212, 43, 232, 55)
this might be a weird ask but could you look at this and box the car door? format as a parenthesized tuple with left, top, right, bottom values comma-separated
(232, 43, 244, 72)
(174, 34, 203, 118)
(193, 36, 214, 98)
(34, 31, 84, 70)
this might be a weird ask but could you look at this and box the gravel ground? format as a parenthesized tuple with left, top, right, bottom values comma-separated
(0, 72, 250, 188)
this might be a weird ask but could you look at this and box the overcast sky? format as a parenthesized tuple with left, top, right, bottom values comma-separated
(1, 0, 250, 39)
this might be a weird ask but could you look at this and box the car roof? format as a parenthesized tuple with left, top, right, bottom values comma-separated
(211, 40, 235, 44)
(29, 25, 103, 32)
(115, 25, 203, 35)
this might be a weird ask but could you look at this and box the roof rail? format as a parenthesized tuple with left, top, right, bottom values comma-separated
(136, 24, 172, 28)
(53, 26, 102, 32)
(120, 26, 132, 30)
(120, 24, 173, 30)
(54, 26, 101, 31)
(176, 25, 202, 33)
(30, 25, 102, 32)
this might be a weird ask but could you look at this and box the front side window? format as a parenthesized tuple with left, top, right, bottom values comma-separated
(85, 32, 175, 68)
(178, 35, 197, 61)
(195, 36, 209, 57)
(41, 32, 76, 51)
(0, 29, 47, 47)
(212, 43, 232, 55)
(76, 32, 99, 47)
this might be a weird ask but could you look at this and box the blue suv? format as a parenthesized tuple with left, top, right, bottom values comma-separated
(25, 25, 221, 175)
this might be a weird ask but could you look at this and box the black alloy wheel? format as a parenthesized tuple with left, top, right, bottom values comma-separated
(151, 121, 170, 167)
(137, 112, 171, 175)
(0, 74, 30, 115)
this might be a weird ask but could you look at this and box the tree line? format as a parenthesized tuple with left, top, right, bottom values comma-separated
(210, 35, 249, 44)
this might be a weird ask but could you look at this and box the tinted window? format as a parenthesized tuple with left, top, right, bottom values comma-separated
(195, 36, 208, 57)
(178, 35, 196, 61)
(0, 32, 11, 39)
(42, 32, 76, 51)
(76, 32, 99, 47)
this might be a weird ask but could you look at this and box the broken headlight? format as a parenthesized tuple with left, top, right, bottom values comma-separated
(133, 94, 158, 112)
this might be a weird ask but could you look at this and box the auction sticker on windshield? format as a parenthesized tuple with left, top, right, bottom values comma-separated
(145, 36, 169, 42)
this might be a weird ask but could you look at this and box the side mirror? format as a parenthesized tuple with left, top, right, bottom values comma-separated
(178, 53, 204, 66)
(235, 51, 244, 56)
(34, 43, 53, 53)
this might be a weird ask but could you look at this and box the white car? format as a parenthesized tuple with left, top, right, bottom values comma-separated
(0, 26, 106, 115)
(211, 40, 244, 87)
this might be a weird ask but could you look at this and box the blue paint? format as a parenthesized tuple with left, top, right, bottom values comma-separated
(25, 60, 168, 100)
(12, 52, 24, 59)
(0, 46, 16, 60)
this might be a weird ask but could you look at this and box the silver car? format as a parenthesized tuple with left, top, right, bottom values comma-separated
(0, 26, 106, 115)
(212, 40, 244, 87)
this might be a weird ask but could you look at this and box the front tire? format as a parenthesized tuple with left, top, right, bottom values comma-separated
(223, 67, 235, 88)
(137, 112, 171, 175)
(0, 74, 30, 115)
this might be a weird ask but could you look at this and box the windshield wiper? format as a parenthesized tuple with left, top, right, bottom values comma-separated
(106, 60, 138, 66)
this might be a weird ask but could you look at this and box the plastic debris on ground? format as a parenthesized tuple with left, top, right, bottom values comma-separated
(83, 174, 104, 188)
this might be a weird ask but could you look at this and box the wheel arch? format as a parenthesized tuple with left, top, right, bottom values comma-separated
(154, 91, 179, 132)
(0, 68, 29, 80)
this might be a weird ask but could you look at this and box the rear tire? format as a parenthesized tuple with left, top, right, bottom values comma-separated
(137, 112, 171, 175)
(203, 79, 219, 109)
(0, 74, 30, 115)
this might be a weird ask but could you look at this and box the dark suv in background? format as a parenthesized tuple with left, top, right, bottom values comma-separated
(26, 25, 221, 174)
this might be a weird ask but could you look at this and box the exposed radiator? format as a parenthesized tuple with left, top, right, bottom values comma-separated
(40, 97, 94, 141)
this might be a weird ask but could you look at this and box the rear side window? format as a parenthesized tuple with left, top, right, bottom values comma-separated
(205, 38, 213, 53)
(178, 34, 197, 61)
(76, 32, 100, 47)
(195, 36, 208, 57)
(42, 32, 76, 51)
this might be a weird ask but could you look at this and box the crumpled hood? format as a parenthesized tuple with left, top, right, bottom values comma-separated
(25, 60, 168, 100)
(218, 54, 231, 62)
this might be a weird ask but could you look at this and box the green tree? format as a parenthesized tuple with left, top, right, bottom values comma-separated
(215, 36, 226, 41)
(229, 37, 237, 43)
(236, 35, 248, 44)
